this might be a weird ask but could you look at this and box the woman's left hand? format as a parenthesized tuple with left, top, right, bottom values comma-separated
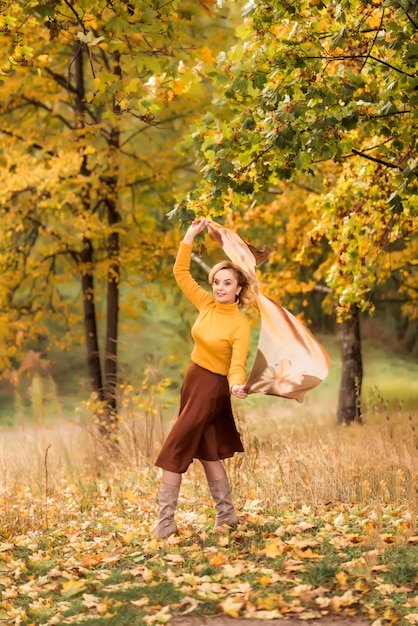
(231, 384, 248, 399)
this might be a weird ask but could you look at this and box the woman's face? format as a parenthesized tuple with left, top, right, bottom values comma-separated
(212, 268, 241, 305)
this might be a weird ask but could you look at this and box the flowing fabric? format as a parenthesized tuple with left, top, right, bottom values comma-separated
(207, 220, 331, 403)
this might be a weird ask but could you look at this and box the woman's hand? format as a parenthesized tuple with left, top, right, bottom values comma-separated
(231, 384, 248, 399)
(183, 219, 208, 244)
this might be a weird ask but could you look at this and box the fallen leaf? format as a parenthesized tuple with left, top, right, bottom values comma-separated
(330, 589, 359, 611)
(163, 554, 185, 564)
(143, 606, 172, 624)
(61, 580, 87, 597)
(131, 597, 149, 607)
(209, 552, 226, 566)
(336, 570, 349, 588)
(265, 539, 284, 558)
(220, 596, 244, 618)
(0, 544, 14, 553)
(178, 596, 201, 614)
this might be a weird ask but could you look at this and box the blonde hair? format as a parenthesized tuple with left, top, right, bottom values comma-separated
(208, 261, 253, 308)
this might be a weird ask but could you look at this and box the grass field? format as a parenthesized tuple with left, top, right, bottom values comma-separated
(0, 297, 417, 625)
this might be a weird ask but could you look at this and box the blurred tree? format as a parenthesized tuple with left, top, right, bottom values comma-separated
(0, 0, 240, 439)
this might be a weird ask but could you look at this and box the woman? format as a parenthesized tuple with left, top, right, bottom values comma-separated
(154, 218, 252, 538)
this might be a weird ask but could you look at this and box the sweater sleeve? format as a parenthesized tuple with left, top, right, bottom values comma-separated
(228, 318, 251, 389)
(173, 242, 212, 310)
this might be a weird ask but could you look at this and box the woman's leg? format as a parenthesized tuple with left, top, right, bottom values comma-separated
(162, 470, 182, 486)
(200, 460, 226, 481)
(154, 471, 182, 538)
(200, 460, 239, 529)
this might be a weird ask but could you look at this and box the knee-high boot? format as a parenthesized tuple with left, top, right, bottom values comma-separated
(208, 478, 239, 529)
(154, 484, 179, 538)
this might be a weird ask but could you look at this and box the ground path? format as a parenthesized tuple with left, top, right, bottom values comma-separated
(171, 616, 372, 626)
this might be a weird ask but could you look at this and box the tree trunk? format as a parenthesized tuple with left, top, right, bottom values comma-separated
(73, 43, 105, 403)
(101, 53, 122, 427)
(80, 237, 103, 397)
(103, 129, 120, 414)
(337, 304, 363, 425)
(73, 42, 117, 442)
(71, 45, 122, 443)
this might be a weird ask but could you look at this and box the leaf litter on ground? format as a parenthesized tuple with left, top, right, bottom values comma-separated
(0, 474, 417, 626)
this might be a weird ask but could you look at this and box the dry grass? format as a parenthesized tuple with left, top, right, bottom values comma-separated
(233, 403, 417, 509)
(0, 386, 416, 537)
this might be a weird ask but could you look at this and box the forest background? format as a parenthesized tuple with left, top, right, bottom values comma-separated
(0, 1, 417, 625)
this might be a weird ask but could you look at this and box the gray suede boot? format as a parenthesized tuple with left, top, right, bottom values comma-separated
(208, 478, 239, 529)
(154, 484, 179, 538)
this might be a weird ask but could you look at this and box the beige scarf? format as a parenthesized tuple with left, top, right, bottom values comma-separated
(207, 220, 331, 403)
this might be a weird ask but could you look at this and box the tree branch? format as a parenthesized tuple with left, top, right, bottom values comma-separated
(350, 148, 400, 169)
(21, 96, 75, 129)
(43, 67, 78, 94)
(360, 7, 385, 72)
(303, 54, 415, 78)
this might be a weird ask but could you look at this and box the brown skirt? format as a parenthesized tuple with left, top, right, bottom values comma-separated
(155, 363, 244, 474)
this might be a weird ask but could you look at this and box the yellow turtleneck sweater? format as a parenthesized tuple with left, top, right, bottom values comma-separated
(174, 242, 250, 389)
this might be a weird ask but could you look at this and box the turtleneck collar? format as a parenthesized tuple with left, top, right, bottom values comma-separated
(215, 301, 239, 314)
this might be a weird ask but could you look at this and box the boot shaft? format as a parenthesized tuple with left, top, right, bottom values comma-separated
(154, 484, 179, 539)
(208, 478, 239, 529)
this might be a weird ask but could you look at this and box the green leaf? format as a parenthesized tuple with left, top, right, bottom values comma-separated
(295, 151, 312, 171)
(219, 161, 235, 177)
(404, 43, 418, 65)
(330, 26, 346, 48)
(27, 3, 56, 19)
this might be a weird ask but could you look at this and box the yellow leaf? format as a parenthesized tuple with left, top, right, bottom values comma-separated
(61, 580, 87, 597)
(256, 594, 278, 610)
(330, 590, 358, 611)
(119, 98, 129, 111)
(293, 548, 322, 560)
(81, 554, 102, 568)
(131, 598, 149, 607)
(173, 80, 185, 96)
(200, 46, 215, 67)
(210, 552, 226, 566)
(84, 13, 99, 29)
(217, 535, 229, 547)
(220, 596, 244, 618)
(335, 571, 349, 588)
(265, 539, 284, 558)
(123, 488, 135, 501)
